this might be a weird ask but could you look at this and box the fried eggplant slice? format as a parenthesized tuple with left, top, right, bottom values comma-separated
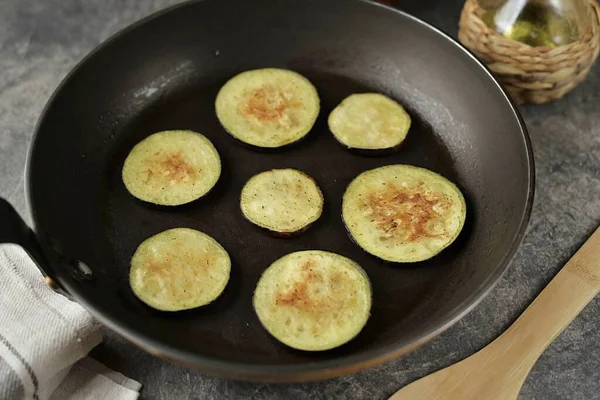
(328, 93, 411, 152)
(240, 168, 323, 235)
(129, 228, 231, 311)
(342, 165, 466, 262)
(253, 250, 372, 351)
(215, 68, 320, 148)
(122, 130, 221, 206)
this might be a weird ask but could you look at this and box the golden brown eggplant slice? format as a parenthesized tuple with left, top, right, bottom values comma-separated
(253, 250, 372, 351)
(122, 130, 221, 206)
(328, 93, 411, 152)
(215, 68, 320, 148)
(342, 165, 466, 262)
(129, 228, 230, 311)
(240, 168, 323, 235)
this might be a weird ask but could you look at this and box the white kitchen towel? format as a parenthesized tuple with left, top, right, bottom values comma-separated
(0, 243, 142, 400)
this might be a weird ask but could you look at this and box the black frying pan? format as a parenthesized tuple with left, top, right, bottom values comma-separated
(0, 0, 534, 382)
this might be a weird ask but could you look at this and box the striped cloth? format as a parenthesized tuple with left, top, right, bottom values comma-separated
(0, 244, 141, 400)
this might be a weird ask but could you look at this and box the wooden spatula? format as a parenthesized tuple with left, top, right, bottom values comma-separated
(390, 226, 600, 400)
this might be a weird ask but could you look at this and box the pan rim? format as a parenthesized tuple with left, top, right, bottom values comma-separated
(24, 0, 535, 381)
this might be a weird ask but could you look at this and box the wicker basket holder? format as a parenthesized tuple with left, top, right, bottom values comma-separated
(458, 0, 600, 104)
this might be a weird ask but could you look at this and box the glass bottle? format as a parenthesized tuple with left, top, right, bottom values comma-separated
(478, 0, 590, 47)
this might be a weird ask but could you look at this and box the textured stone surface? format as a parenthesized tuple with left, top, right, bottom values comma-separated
(1, 0, 599, 399)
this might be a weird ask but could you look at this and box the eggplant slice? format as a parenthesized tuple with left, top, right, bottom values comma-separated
(328, 93, 411, 152)
(253, 250, 372, 351)
(122, 130, 221, 206)
(129, 228, 231, 311)
(215, 68, 320, 148)
(240, 168, 323, 235)
(342, 165, 466, 263)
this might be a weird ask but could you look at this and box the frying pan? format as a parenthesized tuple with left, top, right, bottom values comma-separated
(0, 0, 534, 382)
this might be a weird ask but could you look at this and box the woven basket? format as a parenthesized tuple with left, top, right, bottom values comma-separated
(458, 0, 600, 104)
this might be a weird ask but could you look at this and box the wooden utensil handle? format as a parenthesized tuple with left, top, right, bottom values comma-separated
(487, 226, 600, 371)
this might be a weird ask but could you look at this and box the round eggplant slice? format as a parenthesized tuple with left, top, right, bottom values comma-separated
(122, 130, 221, 206)
(215, 68, 320, 148)
(253, 250, 371, 351)
(129, 228, 231, 311)
(342, 165, 466, 263)
(240, 168, 323, 235)
(328, 93, 411, 151)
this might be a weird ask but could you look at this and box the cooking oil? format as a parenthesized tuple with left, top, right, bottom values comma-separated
(480, 0, 584, 47)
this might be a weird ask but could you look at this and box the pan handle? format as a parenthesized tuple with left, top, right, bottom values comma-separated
(0, 198, 67, 293)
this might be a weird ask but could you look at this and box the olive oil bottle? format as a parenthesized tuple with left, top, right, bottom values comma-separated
(479, 0, 588, 47)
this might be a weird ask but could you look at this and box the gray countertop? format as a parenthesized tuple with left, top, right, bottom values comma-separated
(1, 0, 599, 399)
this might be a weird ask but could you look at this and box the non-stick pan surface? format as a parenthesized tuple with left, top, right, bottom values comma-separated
(23, 0, 533, 381)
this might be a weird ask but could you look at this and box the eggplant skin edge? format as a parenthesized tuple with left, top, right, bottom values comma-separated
(332, 136, 405, 157)
(221, 124, 312, 153)
(246, 218, 318, 238)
